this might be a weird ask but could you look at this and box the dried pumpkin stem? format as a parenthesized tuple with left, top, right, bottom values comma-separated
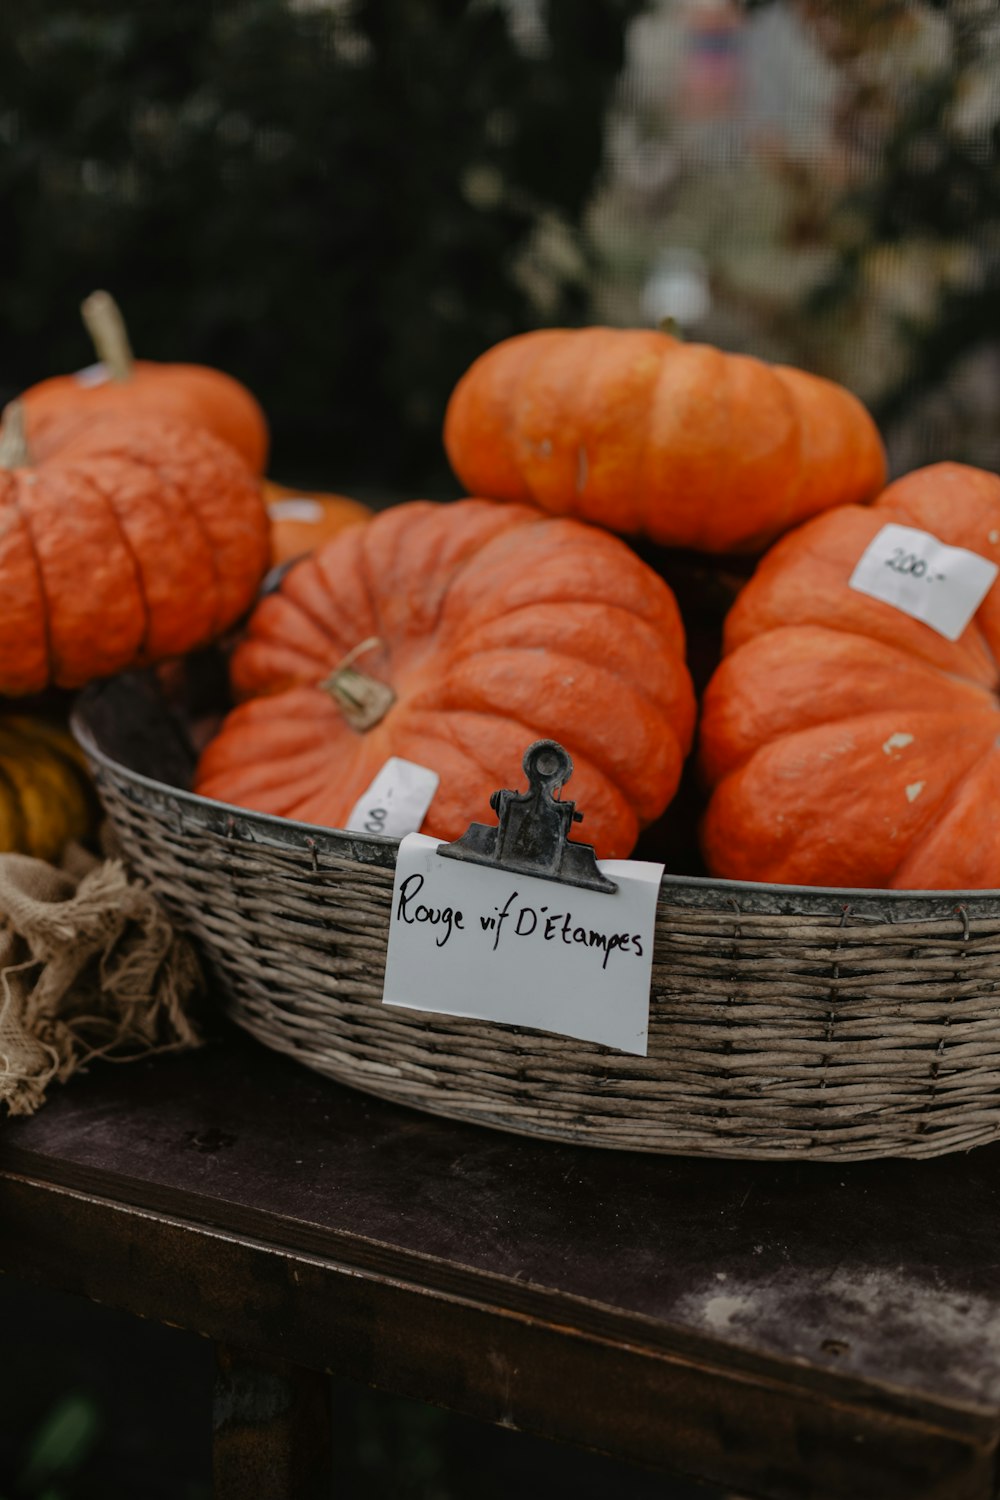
(81, 290, 134, 382)
(319, 636, 395, 732)
(0, 401, 30, 469)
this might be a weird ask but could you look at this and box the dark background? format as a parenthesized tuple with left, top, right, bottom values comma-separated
(0, 1268, 714, 1499)
(2, 0, 999, 498)
(0, 0, 643, 494)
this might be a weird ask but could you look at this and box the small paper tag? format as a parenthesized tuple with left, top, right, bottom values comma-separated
(849, 522, 998, 641)
(74, 361, 110, 388)
(267, 498, 324, 523)
(382, 832, 662, 1055)
(345, 758, 439, 839)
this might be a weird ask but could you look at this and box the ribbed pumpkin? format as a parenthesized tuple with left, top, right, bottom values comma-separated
(444, 327, 887, 554)
(264, 480, 371, 566)
(196, 499, 697, 858)
(0, 403, 269, 695)
(700, 462, 1000, 889)
(21, 292, 269, 473)
(0, 715, 96, 860)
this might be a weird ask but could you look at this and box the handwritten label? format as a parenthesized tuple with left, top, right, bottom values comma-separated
(345, 758, 438, 839)
(382, 833, 662, 1055)
(73, 362, 110, 388)
(849, 523, 998, 641)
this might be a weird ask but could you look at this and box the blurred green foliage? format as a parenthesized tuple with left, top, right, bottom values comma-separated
(0, 0, 642, 490)
(806, 0, 1000, 443)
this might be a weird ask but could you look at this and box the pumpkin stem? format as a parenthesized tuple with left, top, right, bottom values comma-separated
(81, 290, 134, 383)
(657, 316, 685, 341)
(0, 401, 30, 469)
(319, 637, 396, 732)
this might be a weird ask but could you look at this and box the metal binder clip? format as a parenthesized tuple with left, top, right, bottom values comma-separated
(438, 740, 617, 895)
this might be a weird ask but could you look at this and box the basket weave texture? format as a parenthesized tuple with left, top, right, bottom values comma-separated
(74, 681, 1000, 1162)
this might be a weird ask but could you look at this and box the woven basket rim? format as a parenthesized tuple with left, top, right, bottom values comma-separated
(71, 684, 1000, 921)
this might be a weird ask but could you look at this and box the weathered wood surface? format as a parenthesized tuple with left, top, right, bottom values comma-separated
(1, 1030, 999, 1499)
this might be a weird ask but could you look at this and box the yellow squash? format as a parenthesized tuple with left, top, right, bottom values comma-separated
(0, 716, 96, 860)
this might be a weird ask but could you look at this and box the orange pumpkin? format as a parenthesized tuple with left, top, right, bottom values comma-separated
(263, 480, 371, 565)
(0, 402, 269, 694)
(21, 292, 269, 473)
(444, 327, 886, 554)
(196, 499, 696, 858)
(699, 462, 1000, 889)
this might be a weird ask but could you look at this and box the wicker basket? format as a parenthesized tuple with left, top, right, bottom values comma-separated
(73, 671, 1000, 1162)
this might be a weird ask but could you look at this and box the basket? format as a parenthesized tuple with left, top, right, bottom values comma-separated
(72, 670, 1000, 1162)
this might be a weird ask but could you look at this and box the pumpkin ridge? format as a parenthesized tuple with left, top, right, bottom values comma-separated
(445, 629, 687, 728)
(116, 443, 226, 638)
(452, 582, 681, 640)
(199, 762, 336, 816)
(355, 513, 397, 664)
(704, 628, 1000, 783)
(420, 664, 679, 823)
(960, 620, 999, 688)
(159, 455, 231, 639)
(391, 705, 531, 785)
(278, 557, 370, 672)
(763, 365, 808, 539)
(22, 464, 148, 684)
(149, 438, 265, 639)
(730, 602, 998, 693)
(67, 449, 219, 663)
(7, 477, 55, 687)
(311, 526, 387, 658)
(636, 343, 727, 547)
(508, 335, 576, 509)
(885, 736, 1000, 887)
(477, 343, 532, 503)
(631, 341, 669, 543)
(703, 707, 1000, 887)
(414, 501, 548, 650)
(74, 438, 226, 642)
(395, 706, 585, 816)
(396, 706, 636, 842)
(247, 591, 346, 679)
(447, 599, 689, 710)
(69, 461, 153, 661)
(712, 701, 999, 792)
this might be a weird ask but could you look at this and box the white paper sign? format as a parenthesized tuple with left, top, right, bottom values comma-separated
(74, 361, 110, 388)
(345, 758, 438, 838)
(849, 523, 998, 641)
(267, 498, 324, 523)
(382, 832, 663, 1055)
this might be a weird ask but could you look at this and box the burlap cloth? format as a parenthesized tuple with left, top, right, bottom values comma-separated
(0, 843, 202, 1117)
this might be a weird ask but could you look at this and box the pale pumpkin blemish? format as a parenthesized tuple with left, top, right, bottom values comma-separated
(883, 732, 914, 755)
(905, 781, 925, 803)
(990, 530, 1000, 545)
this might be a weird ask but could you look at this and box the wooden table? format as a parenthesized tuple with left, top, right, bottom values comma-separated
(1, 1030, 998, 1500)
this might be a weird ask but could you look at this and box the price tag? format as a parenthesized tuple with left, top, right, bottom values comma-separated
(345, 758, 438, 839)
(382, 833, 662, 1055)
(849, 523, 998, 641)
(73, 362, 110, 388)
(267, 498, 324, 523)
